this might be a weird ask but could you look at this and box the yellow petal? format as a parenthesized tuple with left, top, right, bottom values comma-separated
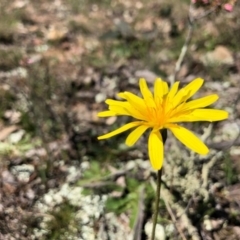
(165, 81, 180, 112)
(148, 130, 164, 170)
(154, 78, 169, 99)
(118, 92, 127, 99)
(181, 78, 204, 102)
(162, 81, 169, 95)
(126, 106, 148, 120)
(139, 78, 153, 99)
(190, 109, 228, 121)
(106, 99, 148, 119)
(169, 109, 228, 122)
(122, 92, 146, 110)
(109, 106, 130, 116)
(107, 99, 144, 119)
(109, 102, 147, 120)
(139, 78, 156, 107)
(169, 125, 209, 154)
(182, 94, 219, 110)
(98, 121, 142, 140)
(168, 114, 193, 122)
(98, 111, 116, 117)
(172, 88, 189, 108)
(105, 99, 129, 107)
(168, 81, 180, 100)
(125, 125, 149, 146)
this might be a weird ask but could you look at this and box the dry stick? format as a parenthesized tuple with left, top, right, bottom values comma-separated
(151, 169, 163, 240)
(150, 177, 190, 240)
(133, 186, 145, 240)
(169, 4, 217, 85)
(170, 21, 193, 85)
(161, 187, 200, 240)
(164, 198, 187, 240)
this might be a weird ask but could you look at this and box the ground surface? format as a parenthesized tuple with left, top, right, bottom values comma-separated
(0, 0, 240, 239)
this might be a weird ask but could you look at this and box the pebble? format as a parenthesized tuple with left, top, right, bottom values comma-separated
(145, 222, 165, 240)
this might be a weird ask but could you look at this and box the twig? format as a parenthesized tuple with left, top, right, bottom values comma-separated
(150, 178, 201, 240)
(208, 137, 240, 150)
(133, 185, 145, 240)
(201, 151, 223, 188)
(201, 123, 213, 142)
(80, 165, 135, 188)
(169, 3, 217, 85)
(164, 199, 187, 240)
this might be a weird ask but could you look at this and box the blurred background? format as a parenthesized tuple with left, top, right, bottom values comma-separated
(0, 0, 240, 239)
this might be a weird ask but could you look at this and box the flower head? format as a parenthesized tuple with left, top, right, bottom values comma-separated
(98, 78, 228, 170)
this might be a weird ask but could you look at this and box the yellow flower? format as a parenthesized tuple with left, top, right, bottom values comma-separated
(97, 78, 228, 170)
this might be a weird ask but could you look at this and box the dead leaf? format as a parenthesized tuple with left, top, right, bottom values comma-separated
(0, 125, 18, 141)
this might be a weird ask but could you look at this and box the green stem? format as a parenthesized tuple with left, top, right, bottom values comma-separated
(151, 168, 163, 240)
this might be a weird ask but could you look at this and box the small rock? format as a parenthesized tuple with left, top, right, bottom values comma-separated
(1, 170, 15, 183)
(213, 122, 238, 143)
(95, 93, 106, 103)
(11, 164, 34, 183)
(44, 194, 53, 206)
(204, 217, 225, 231)
(135, 69, 158, 83)
(201, 45, 234, 66)
(46, 25, 68, 42)
(8, 129, 25, 144)
(4, 110, 21, 124)
(25, 188, 35, 200)
(145, 222, 165, 240)
(106, 116, 117, 125)
(233, 226, 240, 236)
(135, 18, 154, 32)
(165, 223, 175, 237)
